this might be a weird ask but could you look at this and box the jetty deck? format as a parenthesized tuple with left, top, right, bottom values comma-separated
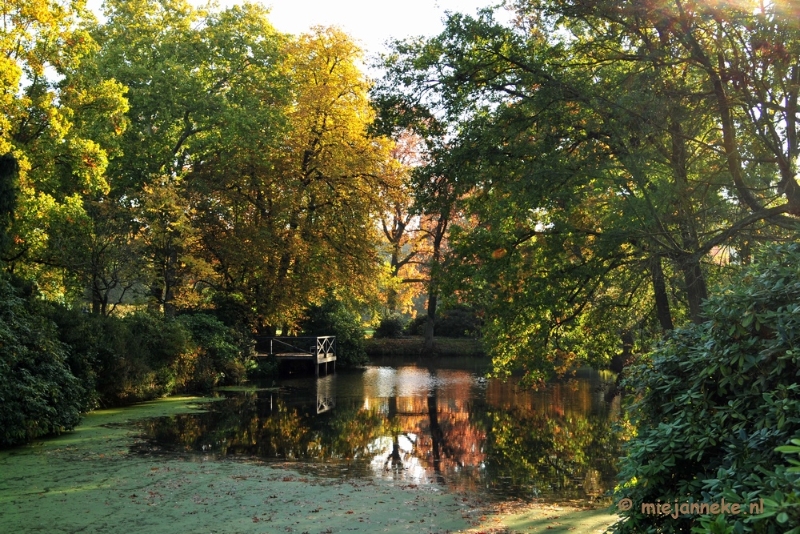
(255, 336, 336, 377)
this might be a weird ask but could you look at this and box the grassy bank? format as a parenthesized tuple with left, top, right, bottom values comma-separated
(365, 336, 486, 358)
(467, 501, 618, 533)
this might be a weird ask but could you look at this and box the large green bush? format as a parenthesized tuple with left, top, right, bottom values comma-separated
(47, 309, 251, 405)
(44, 305, 184, 409)
(405, 305, 482, 338)
(613, 243, 800, 533)
(88, 312, 192, 405)
(0, 279, 83, 446)
(177, 313, 251, 391)
(43, 304, 102, 411)
(300, 297, 368, 367)
(373, 313, 406, 339)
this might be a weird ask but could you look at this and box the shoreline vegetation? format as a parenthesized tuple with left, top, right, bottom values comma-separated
(364, 336, 486, 358)
(0, 394, 619, 534)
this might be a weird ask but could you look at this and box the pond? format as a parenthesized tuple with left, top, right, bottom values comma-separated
(133, 361, 624, 504)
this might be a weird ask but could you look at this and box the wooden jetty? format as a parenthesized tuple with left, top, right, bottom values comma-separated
(255, 336, 336, 377)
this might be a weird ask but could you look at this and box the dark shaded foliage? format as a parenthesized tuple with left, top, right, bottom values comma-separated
(0, 153, 18, 257)
(208, 292, 257, 333)
(613, 243, 800, 534)
(0, 278, 83, 446)
(373, 314, 406, 339)
(177, 313, 252, 391)
(405, 305, 482, 338)
(300, 297, 368, 367)
(46, 307, 250, 406)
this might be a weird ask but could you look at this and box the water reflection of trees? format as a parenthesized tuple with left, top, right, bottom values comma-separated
(477, 378, 623, 500)
(136, 392, 390, 462)
(135, 369, 624, 500)
(476, 407, 620, 499)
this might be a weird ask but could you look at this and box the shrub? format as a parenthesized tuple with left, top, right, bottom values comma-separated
(89, 312, 192, 404)
(405, 314, 428, 336)
(612, 243, 800, 534)
(436, 305, 482, 338)
(0, 278, 83, 446)
(373, 314, 406, 338)
(47, 307, 252, 404)
(405, 305, 482, 338)
(177, 313, 251, 391)
(300, 297, 368, 367)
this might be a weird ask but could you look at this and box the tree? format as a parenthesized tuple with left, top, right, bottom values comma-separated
(1, 0, 128, 300)
(376, 3, 799, 380)
(189, 26, 398, 331)
(94, 0, 290, 316)
(372, 81, 473, 355)
(417, 167, 455, 354)
(378, 131, 427, 315)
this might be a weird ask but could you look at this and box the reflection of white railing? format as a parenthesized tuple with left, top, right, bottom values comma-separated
(316, 374, 336, 414)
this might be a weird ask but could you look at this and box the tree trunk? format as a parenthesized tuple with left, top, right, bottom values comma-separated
(387, 243, 401, 313)
(679, 253, 708, 324)
(650, 256, 674, 331)
(423, 291, 437, 354)
(422, 213, 448, 356)
(669, 118, 708, 324)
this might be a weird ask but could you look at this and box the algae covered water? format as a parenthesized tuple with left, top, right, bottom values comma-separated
(0, 367, 623, 534)
(0, 397, 488, 533)
(133, 364, 623, 503)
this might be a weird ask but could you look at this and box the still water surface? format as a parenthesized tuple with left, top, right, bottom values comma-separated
(134, 363, 623, 503)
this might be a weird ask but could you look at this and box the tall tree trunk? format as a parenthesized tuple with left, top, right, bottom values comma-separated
(679, 253, 708, 324)
(387, 243, 401, 313)
(423, 214, 448, 356)
(423, 291, 438, 354)
(669, 118, 708, 324)
(650, 256, 674, 331)
(163, 248, 177, 318)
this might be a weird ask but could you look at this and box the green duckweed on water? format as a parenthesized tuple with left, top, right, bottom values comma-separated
(0, 395, 618, 534)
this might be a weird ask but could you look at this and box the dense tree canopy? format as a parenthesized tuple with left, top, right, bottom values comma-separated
(374, 0, 800, 382)
(1, 0, 402, 332)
